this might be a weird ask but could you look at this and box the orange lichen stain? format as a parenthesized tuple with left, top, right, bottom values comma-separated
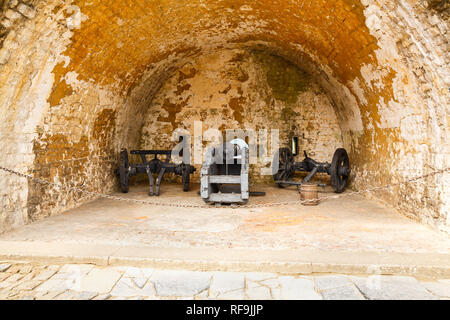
(48, 62, 73, 107)
(178, 65, 197, 82)
(51, 0, 379, 95)
(106, 223, 129, 227)
(175, 83, 191, 95)
(119, 216, 148, 221)
(33, 134, 90, 166)
(228, 96, 245, 125)
(157, 97, 191, 129)
(349, 66, 401, 188)
(402, 76, 409, 85)
(220, 84, 232, 94)
(236, 67, 249, 82)
(241, 211, 306, 232)
(48, 79, 73, 107)
(28, 133, 90, 221)
(91, 109, 117, 156)
(92, 109, 117, 140)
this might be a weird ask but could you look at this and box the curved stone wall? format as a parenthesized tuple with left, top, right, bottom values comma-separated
(0, 0, 448, 233)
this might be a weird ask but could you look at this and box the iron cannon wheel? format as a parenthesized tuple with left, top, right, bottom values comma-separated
(273, 147, 295, 188)
(119, 148, 130, 193)
(330, 148, 350, 193)
(181, 164, 191, 192)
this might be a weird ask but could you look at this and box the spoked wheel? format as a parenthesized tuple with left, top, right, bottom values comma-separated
(119, 148, 130, 193)
(330, 148, 350, 193)
(273, 148, 295, 188)
(181, 164, 192, 192)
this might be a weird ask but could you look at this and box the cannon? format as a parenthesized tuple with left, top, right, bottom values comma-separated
(273, 148, 351, 193)
(201, 139, 251, 204)
(116, 148, 196, 196)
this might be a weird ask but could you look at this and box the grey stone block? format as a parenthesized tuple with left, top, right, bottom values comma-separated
(93, 293, 112, 300)
(150, 270, 211, 297)
(210, 272, 245, 298)
(55, 290, 98, 300)
(422, 282, 450, 298)
(52, 264, 94, 280)
(352, 276, 438, 300)
(321, 284, 365, 300)
(122, 267, 154, 289)
(13, 280, 42, 291)
(110, 276, 155, 297)
(245, 272, 278, 282)
(246, 284, 272, 300)
(314, 275, 353, 291)
(34, 266, 59, 281)
(110, 277, 142, 297)
(278, 276, 322, 300)
(35, 279, 74, 292)
(78, 268, 122, 293)
(0, 264, 12, 272)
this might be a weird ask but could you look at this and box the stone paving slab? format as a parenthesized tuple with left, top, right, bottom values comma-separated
(246, 283, 272, 300)
(2, 241, 449, 278)
(122, 267, 154, 289)
(53, 264, 95, 279)
(278, 276, 322, 300)
(215, 288, 245, 300)
(110, 276, 155, 297)
(0, 273, 10, 282)
(150, 270, 212, 297)
(93, 293, 112, 300)
(13, 279, 42, 291)
(35, 278, 74, 292)
(55, 290, 98, 300)
(320, 284, 365, 300)
(0, 263, 11, 272)
(34, 266, 59, 281)
(1, 261, 450, 300)
(314, 275, 353, 291)
(245, 272, 278, 282)
(421, 282, 450, 298)
(210, 272, 245, 298)
(351, 276, 439, 300)
(78, 268, 122, 293)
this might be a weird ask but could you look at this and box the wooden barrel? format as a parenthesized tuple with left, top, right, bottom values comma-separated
(300, 183, 319, 206)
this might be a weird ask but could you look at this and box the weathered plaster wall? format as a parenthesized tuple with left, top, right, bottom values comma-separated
(0, 0, 68, 230)
(356, 0, 449, 231)
(0, 0, 448, 233)
(139, 48, 343, 183)
(0, 0, 36, 51)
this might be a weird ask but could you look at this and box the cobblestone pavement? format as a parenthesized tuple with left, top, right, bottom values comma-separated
(0, 262, 449, 300)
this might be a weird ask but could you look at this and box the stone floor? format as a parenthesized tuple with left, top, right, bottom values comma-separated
(0, 262, 449, 300)
(1, 183, 449, 254)
(1, 183, 449, 279)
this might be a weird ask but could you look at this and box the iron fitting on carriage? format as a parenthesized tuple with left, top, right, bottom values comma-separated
(115, 147, 196, 197)
(273, 147, 351, 194)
